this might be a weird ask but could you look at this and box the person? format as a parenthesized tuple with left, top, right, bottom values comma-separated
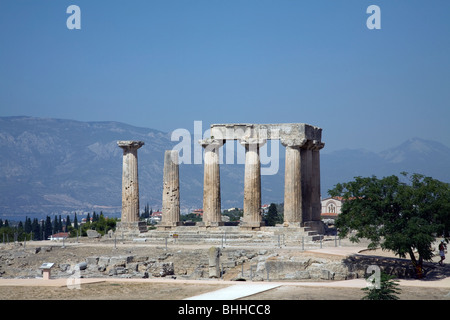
(438, 240, 447, 266)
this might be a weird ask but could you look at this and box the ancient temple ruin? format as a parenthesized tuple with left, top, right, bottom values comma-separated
(117, 123, 325, 235)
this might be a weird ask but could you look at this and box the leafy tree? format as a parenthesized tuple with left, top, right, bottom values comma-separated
(362, 271, 401, 300)
(329, 173, 450, 277)
(0, 225, 14, 243)
(222, 208, 243, 222)
(181, 213, 203, 222)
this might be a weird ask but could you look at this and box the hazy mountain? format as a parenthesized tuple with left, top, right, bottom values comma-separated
(321, 137, 450, 194)
(0, 116, 449, 217)
(0, 116, 173, 216)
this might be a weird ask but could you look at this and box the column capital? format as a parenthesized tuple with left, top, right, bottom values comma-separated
(199, 138, 225, 148)
(295, 139, 325, 150)
(117, 140, 145, 149)
(311, 140, 325, 151)
(280, 137, 307, 148)
(239, 138, 266, 148)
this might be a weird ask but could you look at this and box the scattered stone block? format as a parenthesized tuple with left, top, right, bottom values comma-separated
(87, 230, 100, 238)
(208, 247, 220, 278)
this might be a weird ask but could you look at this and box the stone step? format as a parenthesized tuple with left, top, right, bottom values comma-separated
(132, 230, 322, 244)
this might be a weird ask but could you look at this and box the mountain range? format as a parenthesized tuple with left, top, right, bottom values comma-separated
(1, 116, 449, 218)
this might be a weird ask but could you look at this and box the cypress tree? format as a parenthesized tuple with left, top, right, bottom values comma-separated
(44, 216, 53, 239)
(73, 213, 78, 230)
(32, 218, 41, 240)
(66, 215, 71, 231)
(24, 217, 32, 233)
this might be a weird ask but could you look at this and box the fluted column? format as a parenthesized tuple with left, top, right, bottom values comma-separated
(117, 141, 144, 223)
(311, 141, 325, 221)
(161, 150, 181, 227)
(200, 139, 224, 227)
(240, 138, 266, 229)
(281, 138, 307, 226)
(301, 142, 313, 223)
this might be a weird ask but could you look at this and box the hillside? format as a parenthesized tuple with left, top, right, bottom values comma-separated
(1, 116, 449, 217)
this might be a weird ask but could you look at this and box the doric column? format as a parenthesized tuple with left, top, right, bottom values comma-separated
(311, 141, 325, 221)
(301, 142, 313, 223)
(161, 150, 181, 227)
(240, 138, 266, 229)
(199, 139, 224, 227)
(281, 138, 307, 226)
(117, 141, 144, 223)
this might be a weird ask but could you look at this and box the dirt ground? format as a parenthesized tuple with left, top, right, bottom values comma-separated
(1, 238, 449, 300)
(241, 285, 450, 300)
(1, 280, 449, 300)
(0, 282, 228, 300)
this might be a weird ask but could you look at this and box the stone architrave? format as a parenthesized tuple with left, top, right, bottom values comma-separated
(240, 138, 266, 229)
(161, 150, 181, 228)
(199, 139, 224, 227)
(116, 141, 147, 234)
(281, 137, 307, 226)
(195, 123, 326, 233)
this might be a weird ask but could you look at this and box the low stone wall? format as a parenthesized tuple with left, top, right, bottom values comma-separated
(0, 243, 435, 281)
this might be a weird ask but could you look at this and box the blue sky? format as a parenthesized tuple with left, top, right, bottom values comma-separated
(1, 0, 449, 153)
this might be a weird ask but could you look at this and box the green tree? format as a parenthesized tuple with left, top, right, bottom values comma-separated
(65, 215, 71, 232)
(52, 216, 58, 234)
(24, 217, 32, 234)
(362, 271, 401, 300)
(181, 213, 203, 223)
(73, 213, 78, 230)
(329, 173, 450, 277)
(44, 216, 52, 239)
(31, 218, 41, 240)
(141, 203, 150, 219)
(221, 208, 243, 222)
(264, 203, 282, 226)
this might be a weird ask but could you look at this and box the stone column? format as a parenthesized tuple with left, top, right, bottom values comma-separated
(311, 141, 325, 221)
(240, 138, 266, 230)
(160, 150, 181, 229)
(117, 141, 146, 234)
(301, 143, 313, 223)
(199, 139, 224, 227)
(302, 140, 325, 234)
(281, 138, 307, 227)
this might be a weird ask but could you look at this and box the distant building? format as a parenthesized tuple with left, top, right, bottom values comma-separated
(321, 197, 343, 219)
(49, 232, 69, 241)
(226, 207, 241, 212)
(150, 211, 162, 222)
(192, 209, 203, 217)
